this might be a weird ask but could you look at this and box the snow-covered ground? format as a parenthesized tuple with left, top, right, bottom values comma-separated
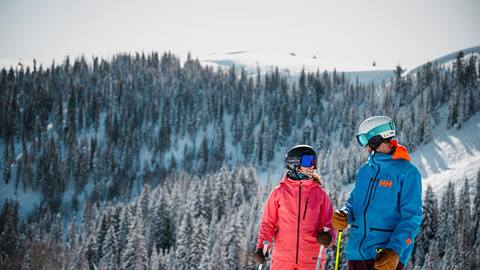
(199, 46, 480, 85)
(199, 50, 394, 84)
(0, 58, 34, 70)
(0, 169, 42, 220)
(410, 110, 480, 193)
(404, 45, 480, 76)
(200, 50, 377, 73)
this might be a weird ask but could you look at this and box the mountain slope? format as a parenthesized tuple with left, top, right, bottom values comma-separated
(410, 108, 480, 193)
(199, 50, 394, 84)
(404, 45, 480, 75)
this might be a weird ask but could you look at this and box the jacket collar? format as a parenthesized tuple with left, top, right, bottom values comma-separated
(390, 140, 411, 161)
(368, 140, 411, 165)
(280, 174, 315, 188)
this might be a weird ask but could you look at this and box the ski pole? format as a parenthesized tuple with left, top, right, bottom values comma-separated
(334, 230, 343, 270)
(315, 227, 329, 270)
(258, 240, 271, 270)
(315, 244, 325, 270)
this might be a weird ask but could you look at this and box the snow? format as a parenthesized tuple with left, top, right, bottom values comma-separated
(199, 46, 480, 85)
(0, 168, 43, 220)
(410, 110, 480, 194)
(404, 45, 480, 76)
(0, 58, 35, 70)
(198, 50, 394, 84)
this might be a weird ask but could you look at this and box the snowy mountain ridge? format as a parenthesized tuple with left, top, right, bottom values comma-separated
(404, 45, 480, 76)
(198, 45, 480, 84)
(199, 50, 395, 84)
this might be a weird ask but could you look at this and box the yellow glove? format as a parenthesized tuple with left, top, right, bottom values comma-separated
(331, 210, 348, 230)
(374, 248, 399, 270)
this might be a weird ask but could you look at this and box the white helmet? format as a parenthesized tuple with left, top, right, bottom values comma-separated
(356, 116, 396, 147)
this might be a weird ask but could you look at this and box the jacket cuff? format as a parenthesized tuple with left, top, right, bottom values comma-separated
(385, 241, 403, 258)
(340, 206, 352, 223)
(257, 239, 272, 250)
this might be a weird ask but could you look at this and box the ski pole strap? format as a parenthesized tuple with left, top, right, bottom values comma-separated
(334, 230, 343, 270)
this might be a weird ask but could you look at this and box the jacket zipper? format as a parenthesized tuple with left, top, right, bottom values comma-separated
(358, 153, 381, 260)
(362, 178, 374, 206)
(303, 197, 309, 220)
(371, 178, 380, 202)
(296, 181, 302, 264)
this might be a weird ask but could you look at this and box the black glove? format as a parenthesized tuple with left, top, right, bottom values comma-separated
(316, 231, 332, 246)
(252, 248, 267, 264)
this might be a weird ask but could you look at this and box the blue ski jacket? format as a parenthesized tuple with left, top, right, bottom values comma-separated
(342, 141, 422, 265)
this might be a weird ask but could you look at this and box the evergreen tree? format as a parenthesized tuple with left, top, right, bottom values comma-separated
(413, 185, 438, 267)
(223, 213, 241, 270)
(175, 212, 194, 270)
(99, 224, 119, 269)
(423, 239, 439, 270)
(457, 179, 472, 269)
(0, 200, 18, 263)
(473, 171, 480, 269)
(148, 246, 159, 270)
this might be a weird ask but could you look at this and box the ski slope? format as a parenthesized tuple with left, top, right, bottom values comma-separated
(410, 110, 480, 193)
(0, 58, 33, 70)
(199, 50, 394, 84)
(404, 45, 480, 76)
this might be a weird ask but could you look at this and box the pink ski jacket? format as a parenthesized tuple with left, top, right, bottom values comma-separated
(257, 175, 337, 270)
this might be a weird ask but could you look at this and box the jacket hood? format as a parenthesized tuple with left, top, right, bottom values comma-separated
(390, 140, 411, 161)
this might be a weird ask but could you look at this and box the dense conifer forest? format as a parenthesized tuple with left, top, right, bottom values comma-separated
(0, 51, 479, 269)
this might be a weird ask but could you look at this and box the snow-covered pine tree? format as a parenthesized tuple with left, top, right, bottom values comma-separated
(423, 239, 439, 270)
(440, 183, 456, 270)
(473, 171, 480, 269)
(222, 212, 241, 270)
(150, 193, 173, 253)
(413, 184, 438, 267)
(457, 179, 472, 269)
(99, 224, 119, 269)
(175, 212, 194, 270)
(148, 246, 159, 270)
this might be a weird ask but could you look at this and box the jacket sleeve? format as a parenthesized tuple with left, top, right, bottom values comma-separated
(342, 167, 361, 223)
(385, 167, 422, 256)
(341, 184, 355, 224)
(318, 189, 337, 246)
(256, 188, 279, 249)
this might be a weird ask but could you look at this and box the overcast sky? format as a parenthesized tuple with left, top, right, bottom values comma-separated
(1, 0, 479, 69)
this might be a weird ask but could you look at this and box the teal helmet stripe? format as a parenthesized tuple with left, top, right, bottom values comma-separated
(356, 121, 396, 147)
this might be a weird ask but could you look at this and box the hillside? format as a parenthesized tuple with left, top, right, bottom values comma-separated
(411, 108, 480, 193)
(0, 46, 479, 270)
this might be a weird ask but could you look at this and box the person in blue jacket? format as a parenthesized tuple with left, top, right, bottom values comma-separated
(332, 116, 422, 270)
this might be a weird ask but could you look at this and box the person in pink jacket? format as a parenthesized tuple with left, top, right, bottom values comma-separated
(253, 145, 337, 270)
